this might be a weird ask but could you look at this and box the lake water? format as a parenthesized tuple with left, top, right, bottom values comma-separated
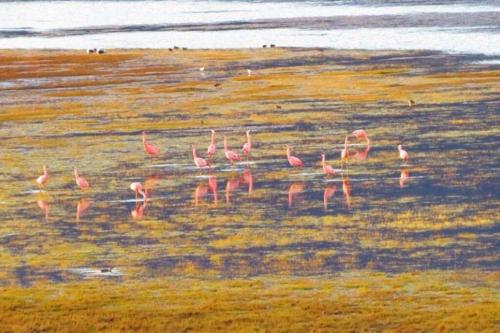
(1, 0, 499, 55)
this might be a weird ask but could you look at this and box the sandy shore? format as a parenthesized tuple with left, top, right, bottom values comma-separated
(0, 48, 499, 332)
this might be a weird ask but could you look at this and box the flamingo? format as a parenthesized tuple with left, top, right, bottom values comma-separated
(321, 154, 336, 176)
(247, 69, 253, 76)
(130, 182, 146, 201)
(192, 145, 209, 169)
(207, 130, 216, 159)
(350, 129, 370, 145)
(352, 145, 371, 161)
(36, 165, 48, 188)
(398, 144, 409, 163)
(286, 145, 303, 167)
(223, 136, 241, 165)
(242, 130, 252, 156)
(323, 185, 337, 209)
(74, 168, 90, 190)
(408, 99, 415, 108)
(340, 136, 349, 169)
(142, 131, 160, 156)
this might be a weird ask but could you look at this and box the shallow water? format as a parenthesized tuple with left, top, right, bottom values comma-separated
(0, 48, 499, 288)
(1, 0, 499, 55)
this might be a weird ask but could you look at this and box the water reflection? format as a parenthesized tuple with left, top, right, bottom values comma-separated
(131, 201, 147, 219)
(400, 169, 410, 188)
(76, 199, 91, 221)
(323, 184, 337, 210)
(37, 200, 49, 221)
(288, 182, 304, 208)
(225, 176, 240, 205)
(242, 169, 253, 194)
(342, 176, 352, 209)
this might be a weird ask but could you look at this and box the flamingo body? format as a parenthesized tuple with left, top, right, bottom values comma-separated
(192, 145, 209, 169)
(74, 168, 90, 190)
(398, 144, 409, 162)
(36, 166, 48, 187)
(286, 145, 303, 167)
(224, 136, 241, 164)
(142, 132, 160, 156)
(321, 154, 336, 176)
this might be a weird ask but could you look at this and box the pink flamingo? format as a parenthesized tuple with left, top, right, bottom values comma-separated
(352, 145, 371, 161)
(288, 182, 304, 207)
(400, 169, 410, 188)
(130, 182, 146, 201)
(286, 145, 303, 167)
(350, 129, 370, 145)
(142, 131, 160, 156)
(192, 145, 209, 170)
(321, 154, 336, 176)
(224, 136, 241, 165)
(398, 144, 409, 163)
(36, 165, 48, 188)
(242, 130, 252, 156)
(74, 168, 90, 190)
(323, 184, 337, 209)
(76, 199, 91, 221)
(207, 130, 216, 160)
(340, 136, 349, 169)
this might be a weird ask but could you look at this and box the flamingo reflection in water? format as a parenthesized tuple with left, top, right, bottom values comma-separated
(400, 169, 410, 188)
(288, 182, 304, 208)
(194, 176, 218, 207)
(37, 200, 49, 221)
(76, 199, 91, 221)
(323, 184, 337, 210)
(131, 201, 147, 219)
(225, 177, 241, 205)
(242, 168, 253, 194)
(342, 175, 352, 209)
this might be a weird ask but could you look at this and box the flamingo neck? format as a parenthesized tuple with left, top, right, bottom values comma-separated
(286, 147, 290, 158)
(247, 133, 251, 147)
(224, 138, 228, 151)
(192, 146, 197, 158)
(321, 156, 325, 166)
(74, 169, 79, 179)
(211, 132, 215, 144)
(43, 166, 47, 176)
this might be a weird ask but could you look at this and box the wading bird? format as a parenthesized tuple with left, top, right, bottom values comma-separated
(321, 154, 336, 176)
(207, 130, 216, 159)
(130, 182, 146, 201)
(74, 168, 90, 190)
(224, 136, 241, 165)
(340, 136, 350, 169)
(142, 131, 160, 156)
(398, 144, 409, 163)
(350, 129, 370, 145)
(286, 145, 303, 167)
(242, 130, 252, 156)
(192, 145, 209, 170)
(36, 165, 48, 188)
